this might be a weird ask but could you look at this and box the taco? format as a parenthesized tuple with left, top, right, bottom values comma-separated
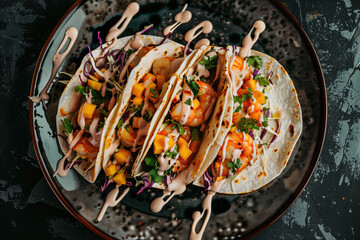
(55, 35, 164, 183)
(101, 42, 190, 186)
(133, 45, 227, 190)
(191, 45, 302, 194)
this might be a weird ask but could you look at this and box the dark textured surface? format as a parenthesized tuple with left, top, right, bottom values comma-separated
(1, 0, 358, 240)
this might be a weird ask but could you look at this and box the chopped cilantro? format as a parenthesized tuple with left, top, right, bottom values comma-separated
(199, 54, 218, 70)
(185, 76, 200, 97)
(191, 127, 201, 142)
(97, 109, 108, 117)
(165, 144, 178, 158)
(97, 121, 104, 131)
(165, 119, 185, 135)
(185, 98, 192, 106)
(233, 91, 252, 113)
(246, 56, 263, 69)
(262, 115, 269, 127)
(164, 166, 174, 176)
(254, 74, 270, 87)
(148, 169, 164, 183)
(199, 76, 206, 82)
(150, 88, 157, 99)
(143, 109, 153, 122)
(227, 158, 242, 173)
(117, 119, 124, 129)
(61, 118, 73, 134)
(144, 151, 157, 167)
(74, 85, 86, 96)
(237, 117, 259, 133)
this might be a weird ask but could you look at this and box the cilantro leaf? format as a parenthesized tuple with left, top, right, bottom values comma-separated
(116, 119, 123, 129)
(74, 85, 86, 96)
(165, 119, 185, 135)
(246, 56, 263, 69)
(148, 169, 164, 183)
(262, 115, 269, 127)
(199, 54, 218, 70)
(233, 93, 251, 113)
(185, 76, 200, 97)
(254, 74, 270, 87)
(165, 144, 178, 158)
(191, 127, 201, 142)
(227, 158, 242, 173)
(61, 118, 73, 134)
(150, 88, 158, 99)
(185, 98, 192, 106)
(164, 166, 174, 176)
(144, 151, 157, 167)
(237, 117, 259, 133)
(143, 109, 153, 122)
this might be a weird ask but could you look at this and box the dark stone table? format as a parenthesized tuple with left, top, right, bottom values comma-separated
(0, 0, 358, 239)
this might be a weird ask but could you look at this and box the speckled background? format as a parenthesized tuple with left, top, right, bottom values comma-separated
(0, 0, 359, 239)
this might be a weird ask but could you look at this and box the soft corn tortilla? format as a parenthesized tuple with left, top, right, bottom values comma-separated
(56, 35, 164, 183)
(102, 42, 188, 176)
(192, 46, 303, 194)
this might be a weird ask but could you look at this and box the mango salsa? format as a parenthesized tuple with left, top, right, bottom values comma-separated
(153, 135, 165, 154)
(179, 144, 192, 161)
(87, 79, 103, 91)
(143, 73, 156, 82)
(83, 103, 97, 119)
(132, 83, 145, 97)
(253, 90, 266, 104)
(242, 79, 257, 92)
(105, 164, 117, 176)
(177, 137, 188, 147)
(113, 172, 126, 186)
(192, 98, 200, 109)
(114, 149, 131, 165)
(132, 96, 144, 106)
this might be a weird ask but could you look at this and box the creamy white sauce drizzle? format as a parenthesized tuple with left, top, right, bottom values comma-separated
(194, 38, 210, 49)
(96, 186, 130, 222)
(108, 139, 120, 156)
(180, 84, 193, 125)
(184, 21, 213, 54)
(150, 169, 188, 213)
(163, 4, 192, 36)
(156, 129, 180, 175)
(239, 20, 266, 58)
(31, 27, 78, 104)
(189, 179, 226, 240)
(106, 2, 140, 43)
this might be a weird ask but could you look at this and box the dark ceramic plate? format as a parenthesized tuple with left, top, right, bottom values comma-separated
(29, 0, 326, 239)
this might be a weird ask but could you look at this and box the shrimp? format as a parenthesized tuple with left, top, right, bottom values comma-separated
(215, 132, 257, 176)
(152, 57, 173, 79)
(232, 56, 252, 82)
(72, 137, 99, 158)
(170, 79, 216, 127)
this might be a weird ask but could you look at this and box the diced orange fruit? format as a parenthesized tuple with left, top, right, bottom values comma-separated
(113, 172, 126, 186)
(167, 137, 175, 150)
(132, 96, 144, 106)
(105, 164, 117, 176)
(145, 82, 158, 103)
(132, 117, 139, 128)
(143, 73, 156, 82)
(156, 74, 166, 91)
(253, 90, 266, 104)
(153, 135, 166, 154)
(83, 103, 97, 119)
(179, 144, 192, 161)
(242, 79, 257, 92)
(193, 98, 200, 109)
(114, 149, 131, 165)
(177, 137, 188, 147)
(230, 125, 237, 133)
(120, 127, 135, 142)
(132, 83, 145, 97)
(87, 79, 103, 91)
(249, 111, 261, 121)
(93, 69, 106, 79)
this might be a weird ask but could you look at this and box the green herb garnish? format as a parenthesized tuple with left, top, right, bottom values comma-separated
(246, 56, 263, 69)
(254, 74, 270, 87)
(150, 88, 158, 99)
(165, 119, 185, 135)
(237, 117, 259, 133)
(61, 118, 73, 134)
(199, 54, 218, 70)
(98, 109, 108, 117)
(74, 85, 86, 96)
(227, 158, 242, 173)
(144, 109, 153, 122)
(262, 115, 269, 127)
(185, 98, 192, 106)
(165, 144, 179, 158)
(117, 119, 124, 129)
(185, 76, 200, 97)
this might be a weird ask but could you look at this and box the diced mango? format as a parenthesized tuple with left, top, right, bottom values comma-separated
(253, 90, 266, 104)
(132, 83, 145, 97)
(167, 137, 175, 150)
(83, 103, 97, 119)
(177, 137, 188, 147)
(179, 144, 192, 161)
(113, 172, 126, 186)
(156, 74, 166, 91)
(143, 73, 156, 82)
(120, 127, 135, 142)
(132, 117, 139, 128)
(153, 135, 165, 154)
(114, 149, 131, 165)
(87, 79, 103, 91)
(132, 96, 144, 106)
(242, 79, 257, 92)
(193, 98, 200, 109)
(93, 69, 106, 79)
(105, 164, 117, 176)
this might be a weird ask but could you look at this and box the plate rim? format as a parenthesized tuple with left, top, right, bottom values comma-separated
(29, 0, 327, 239)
